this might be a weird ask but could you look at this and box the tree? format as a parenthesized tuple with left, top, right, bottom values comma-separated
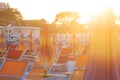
(53, 11, 80, 24)
(0, 8, 24, 26)
(52, 11, 81, 33)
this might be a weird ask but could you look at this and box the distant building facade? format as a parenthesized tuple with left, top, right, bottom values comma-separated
(0, 26, 40, 45)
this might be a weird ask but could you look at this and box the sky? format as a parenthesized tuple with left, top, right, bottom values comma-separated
(1, 0, 120, 23)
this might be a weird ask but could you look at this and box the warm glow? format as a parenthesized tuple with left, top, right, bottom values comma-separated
(77, 0, 113, 17)
(1, 0, 120, 23)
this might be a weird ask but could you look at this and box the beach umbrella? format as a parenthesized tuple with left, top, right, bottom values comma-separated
(39, 27, 53, 74)
(71, 34, 78, 53)
(28, 31, 33, 51)
(17, 33, 27, 51)
(0, 31, 6, 51)
(19, 33, 24, 46)
(83, 6, 120, 80)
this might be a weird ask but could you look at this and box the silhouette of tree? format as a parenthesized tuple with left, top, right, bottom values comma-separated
(0, 8, 24, 26)
(52, 11, 81, 34)
(53, 11, 80, 24)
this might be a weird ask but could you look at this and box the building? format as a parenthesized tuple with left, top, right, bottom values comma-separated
(0, 26, 40, 45)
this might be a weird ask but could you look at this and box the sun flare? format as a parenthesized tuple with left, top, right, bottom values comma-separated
(1, 0, 120, 23)
(76, 0, 114, 18)
(74, 0, 119, 23)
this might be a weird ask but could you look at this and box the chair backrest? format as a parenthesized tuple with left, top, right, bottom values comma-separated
(60, 47, 73, 55)
(7, 50, 23, 60)
(8, 44, 17, 50)
(75, 54, 88, 67)
(17, 45, 27, 51)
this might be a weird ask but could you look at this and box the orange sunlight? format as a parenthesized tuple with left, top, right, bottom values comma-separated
(1, 0, 120, 23)
(77, 0, 119, 23)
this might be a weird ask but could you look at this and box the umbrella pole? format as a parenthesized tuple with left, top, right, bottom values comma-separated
(44, 61, 47, 75)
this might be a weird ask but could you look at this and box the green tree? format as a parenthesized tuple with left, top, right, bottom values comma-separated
(0, 8, 24, 26)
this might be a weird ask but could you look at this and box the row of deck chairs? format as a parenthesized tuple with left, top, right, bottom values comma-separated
(45, 46, 76, 80)
(0, 43, 38, 80)
(45, 45, 88, 80)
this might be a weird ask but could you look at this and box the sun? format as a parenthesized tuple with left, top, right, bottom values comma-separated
(78, 0, 114, 17)
(75, 0, 117, 23)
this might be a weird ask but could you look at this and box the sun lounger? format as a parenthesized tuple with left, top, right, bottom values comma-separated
(8, 44, 18, 50)
(47, 47, 76, 80)
(75, 54, 88, 69)
(17, 45, 27, 51)
(72, 54, 88, 79)
(60, 47, 73, 55)
(6, 49, 27, 61)
(0, 60, 31, 80)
